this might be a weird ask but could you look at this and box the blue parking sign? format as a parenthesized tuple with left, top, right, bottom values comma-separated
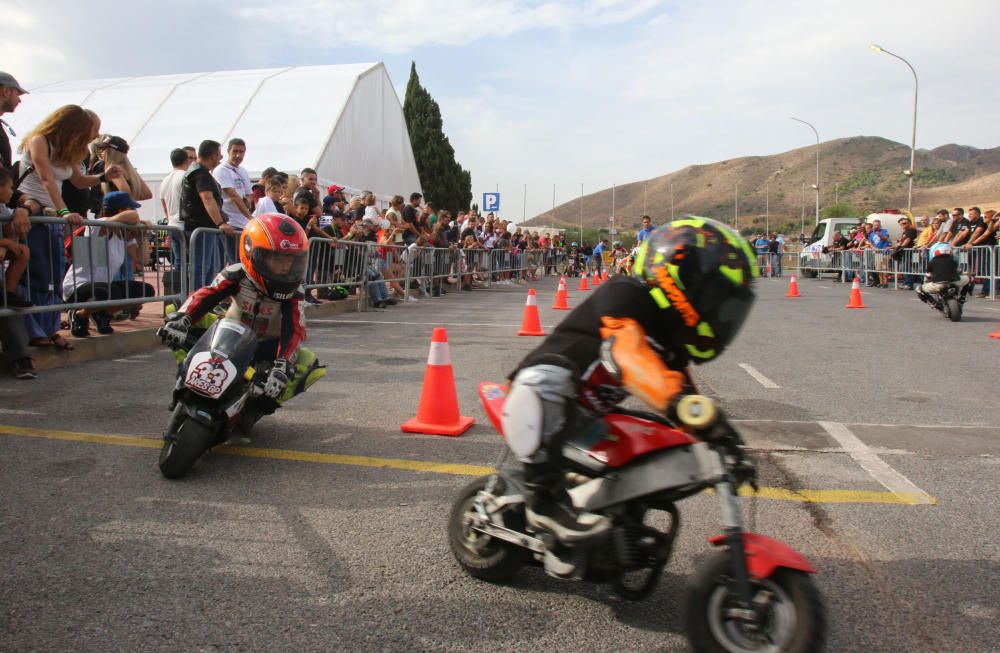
(483, 193, 500, 213)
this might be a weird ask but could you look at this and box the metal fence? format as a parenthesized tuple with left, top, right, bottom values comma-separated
(779, 245, 997, 298)
(2, 218, 575, 319)
(1, 215, 187, 317)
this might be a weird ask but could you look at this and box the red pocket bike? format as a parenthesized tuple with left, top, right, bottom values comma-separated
(448, 383, 826, 653)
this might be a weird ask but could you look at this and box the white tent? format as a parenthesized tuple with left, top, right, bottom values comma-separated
(7, 62, 422, 218)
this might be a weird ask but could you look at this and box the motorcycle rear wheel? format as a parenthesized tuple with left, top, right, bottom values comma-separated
(946, 298, 962, 322)
(685, 552, 825, 653)
(158, 417, 213, 479)
(448, 476, 529, 582)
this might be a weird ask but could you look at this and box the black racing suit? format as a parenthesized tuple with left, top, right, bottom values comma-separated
(505, 276, 693, 470)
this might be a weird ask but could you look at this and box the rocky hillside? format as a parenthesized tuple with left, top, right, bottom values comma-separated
(526, 136, 1000, 232)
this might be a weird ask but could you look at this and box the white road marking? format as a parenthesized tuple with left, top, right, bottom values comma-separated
(113, 359, 148, 363)
(738, 363, 780, 388)
(0, 408, 42, 416)
(733, 418, 999, 430)
(817, 421, 934, 505)
(311, 319, 554, 328)
(818, 285, 831, 289)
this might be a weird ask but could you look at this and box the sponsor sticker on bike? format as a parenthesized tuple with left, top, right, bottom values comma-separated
(219, 320, 247, 335)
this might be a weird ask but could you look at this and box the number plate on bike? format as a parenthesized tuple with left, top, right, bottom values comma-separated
(185, 352, 239, 397)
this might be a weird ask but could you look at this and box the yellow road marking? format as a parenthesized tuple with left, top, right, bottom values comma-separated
(0, 424, 936, 505)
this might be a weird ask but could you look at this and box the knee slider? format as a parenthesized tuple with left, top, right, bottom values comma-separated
(502, 364, 577, 460)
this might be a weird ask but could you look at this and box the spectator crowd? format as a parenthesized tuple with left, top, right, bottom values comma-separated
(0, 71, 580, 381)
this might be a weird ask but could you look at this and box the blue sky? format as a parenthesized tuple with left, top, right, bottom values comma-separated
(3, 0, 998, 220)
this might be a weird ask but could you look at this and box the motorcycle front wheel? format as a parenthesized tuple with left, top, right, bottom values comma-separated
(685, 552, 826, 653)
(448, 476, 529, 582)
(158, 417, 213, 479)
(946, 298, 962, 322)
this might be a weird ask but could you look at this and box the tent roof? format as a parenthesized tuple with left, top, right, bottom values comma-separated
(7, 63, 420, 202)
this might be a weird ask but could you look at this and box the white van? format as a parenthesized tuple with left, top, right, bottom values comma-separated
(798, 211, 907, 277)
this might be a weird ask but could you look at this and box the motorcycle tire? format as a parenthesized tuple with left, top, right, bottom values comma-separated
(158, 417, 213, 479)
(946, 298, 962, 322)
(448, 476, 529, 582)
(684, 552, 826, 653)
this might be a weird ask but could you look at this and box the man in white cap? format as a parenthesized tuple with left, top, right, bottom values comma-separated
(0, 71, 37, 379)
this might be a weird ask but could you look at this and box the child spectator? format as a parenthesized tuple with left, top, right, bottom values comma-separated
(0, 168, 31, 307)
(253, 178, 286, 217)
(63, 191, 155, 337)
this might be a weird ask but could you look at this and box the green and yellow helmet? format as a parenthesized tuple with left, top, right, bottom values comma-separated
(632, 216, 758, 363)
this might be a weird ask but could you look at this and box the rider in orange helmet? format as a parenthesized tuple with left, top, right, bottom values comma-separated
(160, 214, 317, 414)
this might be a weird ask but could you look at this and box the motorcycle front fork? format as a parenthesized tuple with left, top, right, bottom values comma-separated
(715, 473, 757, 620)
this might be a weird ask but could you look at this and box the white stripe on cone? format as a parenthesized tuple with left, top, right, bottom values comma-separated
(526, 294, 537, 306)
(427, 342, 452, 366)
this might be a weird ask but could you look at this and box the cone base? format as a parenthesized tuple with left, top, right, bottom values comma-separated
(845, 304, 866, 309)
(517, 329, 546, 336)
(551, 306, 570, 310)
(401, 415, 474, 437)
(785, 293, 800, 298)
(989, 332, 1000, 339)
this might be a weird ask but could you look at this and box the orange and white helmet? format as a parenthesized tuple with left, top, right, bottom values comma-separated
(239, 214, 309, 300)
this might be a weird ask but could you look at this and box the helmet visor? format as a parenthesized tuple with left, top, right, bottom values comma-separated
(251, 248, 307, 285)
(699, 283, 755, 348)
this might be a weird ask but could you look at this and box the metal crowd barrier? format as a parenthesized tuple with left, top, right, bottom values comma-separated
(1, 214, 186, 317)
(782, 245, 996, 298)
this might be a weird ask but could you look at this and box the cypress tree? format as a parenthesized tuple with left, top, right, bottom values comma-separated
(403, 62, 472, 213)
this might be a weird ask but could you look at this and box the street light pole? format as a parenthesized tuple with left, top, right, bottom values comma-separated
(800, 183, 806, 241)
(871, 44, 918, 213)
(765, 180, 769, 236)
(734, 182, 739, 231)
(791, 116, 820, 226)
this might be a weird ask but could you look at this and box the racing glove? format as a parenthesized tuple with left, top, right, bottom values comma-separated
(159, 313, 191, 349)
(261, 359, 289, 399)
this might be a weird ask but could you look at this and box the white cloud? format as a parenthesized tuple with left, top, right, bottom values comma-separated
(234, 0, 664, 53)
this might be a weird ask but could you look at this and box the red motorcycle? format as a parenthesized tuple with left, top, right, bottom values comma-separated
(448, 383, 826, 652)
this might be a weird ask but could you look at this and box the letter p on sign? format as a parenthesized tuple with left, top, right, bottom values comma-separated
(483, 193, 500, 212)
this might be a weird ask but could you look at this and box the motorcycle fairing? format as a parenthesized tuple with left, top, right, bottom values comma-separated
(708, 532, 817, 578)
(593, 413, 698, 467)
(568, 442, 718, 512)
(480, 381, 697, 470)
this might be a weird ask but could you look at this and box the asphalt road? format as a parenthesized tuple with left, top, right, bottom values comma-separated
(2, 274, 999, 652)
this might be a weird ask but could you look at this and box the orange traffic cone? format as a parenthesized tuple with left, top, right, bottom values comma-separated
(845, 278, 866, 309)
(989, 325, 1000, 339)
(401, 328, 474, 436)
(517, 289, 546, 336)
(577, 274, 590, 291)
(601, 269, 609, 282)
(785, 274, 801, 298)
(592, 270, 601, 286)
(552, 278, 570, 310)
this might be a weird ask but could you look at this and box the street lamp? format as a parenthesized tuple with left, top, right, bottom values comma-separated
(871, 43, 918, 213)
(791, 117, 820, 226)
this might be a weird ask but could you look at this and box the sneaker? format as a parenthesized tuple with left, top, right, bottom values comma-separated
(526, 502, 611, 544)
(70, 310, 90, 338)
(11, 357, 36, 380)
(93, 312, 115, 335)
(373, 300, 386, 308)
(383, 297, 399, 306)
(975, 292, 988, 298)
(407, 296, 419, 303)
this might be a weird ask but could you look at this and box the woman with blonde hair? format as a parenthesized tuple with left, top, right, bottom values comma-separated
(15, 104, 121, 349)
(281, 174, 299, 214)
(94, 135, 151, 201)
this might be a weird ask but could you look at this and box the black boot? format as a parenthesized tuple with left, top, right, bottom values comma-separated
(523, 464, 610, 544)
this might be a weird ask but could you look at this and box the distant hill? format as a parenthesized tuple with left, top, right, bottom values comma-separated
(525, 136, 1000, 234)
